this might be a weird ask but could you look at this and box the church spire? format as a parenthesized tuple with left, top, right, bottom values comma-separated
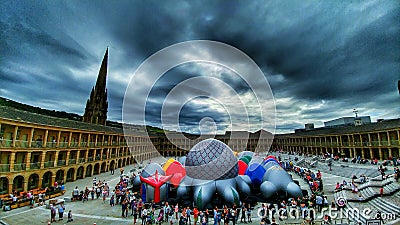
(95, 47, 108, 94)
(83, 48, 109, 125)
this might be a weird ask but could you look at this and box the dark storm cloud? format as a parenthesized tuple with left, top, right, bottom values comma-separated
(1, 0, 399, 133)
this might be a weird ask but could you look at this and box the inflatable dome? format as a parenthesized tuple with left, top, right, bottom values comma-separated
(185, 139, 238, 180)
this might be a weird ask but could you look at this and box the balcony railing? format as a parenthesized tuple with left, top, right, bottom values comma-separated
(44, 161, 54, 168)
(59, 142, 68, 148)
(390, 140, 399, 146)
(68, 159, 76, 165)
(0, 139, 129, 149)
(14, 140, 29, 148)
(46, 142, 57, 148)
(87, 157, 93, 162)
(95, 156, 101, 160)
(0, 164, 10, 172)
(111, 154, 116, 158)
(370, 141, 380, 146)
(30, 162, 40, 169)
(78, 158, 85, 163)
(57, 160, 66, 166)
(102, 155, 107, 160)
(14, 163, 26, 171)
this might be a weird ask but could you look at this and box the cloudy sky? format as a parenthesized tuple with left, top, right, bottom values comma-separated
(1, 0, 399, 134)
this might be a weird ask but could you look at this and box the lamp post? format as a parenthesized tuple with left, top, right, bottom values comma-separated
(353, 108, 358, 118)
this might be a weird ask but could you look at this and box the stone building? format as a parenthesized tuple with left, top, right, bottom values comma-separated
(272, 119, 400, 160)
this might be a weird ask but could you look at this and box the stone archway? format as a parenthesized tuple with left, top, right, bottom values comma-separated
(28, 173, 39, 190)
(93, 163, 100, 175)
(67, 168, 75, 182)
(13, 175, 24, 192)
(0, 177, 9, 194)
(118, 159, 122, 168)
(76, 166, 84, 180)
(110, 160, 115, 171)
(55, 169, 65, 184)
(101, 162, 106, 173)
(42, 171, 52, 188)
(86, 164, 93, 177)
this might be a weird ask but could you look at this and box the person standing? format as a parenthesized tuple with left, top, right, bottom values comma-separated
(204, 209, 210, 224)
(193, 207, 199, 225)
(231, 205, 237, 225)
(73, 186, 79, 201)
(240, 203, 246, 223)
(186, 207, 192, 225)
(175, 203, 179, 220)
(142, 205, 148, 225)
(316, 194, 323, 213)
(213, 207, 219, 225)
(133, 202, 139, 225)
(50, 204, 57, 223)
(67, 210, 73, 222)
(122, 200, 127, 218)
(246, 204, 252, 223)
(58, 203, 65, 221)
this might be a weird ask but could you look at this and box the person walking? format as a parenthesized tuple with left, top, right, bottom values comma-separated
(58, 203, 65, 221)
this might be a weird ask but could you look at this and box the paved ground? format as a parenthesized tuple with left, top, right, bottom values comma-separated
(0, 154, 397, 225)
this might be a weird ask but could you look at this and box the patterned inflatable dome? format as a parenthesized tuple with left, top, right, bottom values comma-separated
(185, 138, 238, 180)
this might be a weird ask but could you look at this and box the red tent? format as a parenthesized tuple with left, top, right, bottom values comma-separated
(140, 170, 172, 202)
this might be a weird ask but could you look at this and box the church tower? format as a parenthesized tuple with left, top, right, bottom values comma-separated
(83, 48, 109, 125)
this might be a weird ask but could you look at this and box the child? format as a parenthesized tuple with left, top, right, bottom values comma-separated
(67, 210, 73, 222)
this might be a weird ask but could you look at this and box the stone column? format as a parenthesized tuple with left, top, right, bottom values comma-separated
(28, 128, 34, 148)
(54, 151, 59, 167)
(38, 178, 43, 189)
(377, 133, 381, 146)
(87, 133, 91, 147)
(370, 148, 374, 159)
(50, 175, 55, 186)
(12, 126, 18, 147)
(68, 132, 72, 148)
(40, 151, 46, 169)
(9, 152, 16, 172)
(85, 150, 89, 162)
(26, 152, 31, 170)
(43, 130, 48, 148)
(8, 181, 13, 194)
(388, 148, 392, 158)
(78, 133, 82, 147)
(378, 148, 383, 160)
(66, 150, 71, 166)
(23, 181, 28, 192)
(56, 131, 61, 148)
(368, 133, 372, 146)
